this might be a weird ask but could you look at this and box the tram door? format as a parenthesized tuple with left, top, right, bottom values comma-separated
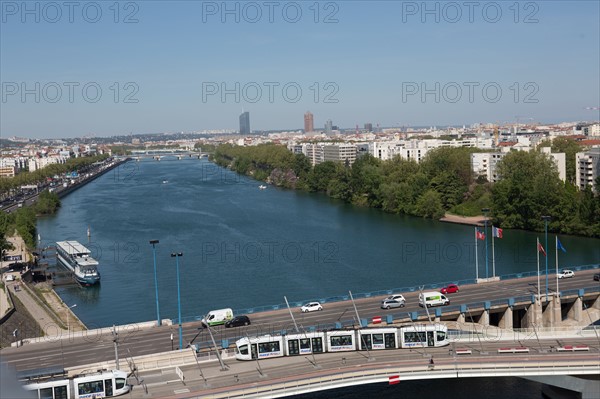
(104, 379, 113, 396)
(361, 334, 372, 350)
(311, 337, 324, 353)
(288, 339, 300, 355)
(251, 344, 258, 360)
(427, 331, 434, 347)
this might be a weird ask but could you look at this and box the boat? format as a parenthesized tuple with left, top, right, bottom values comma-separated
(162, 180, 168, 184)
(56, 241, 101, 286)
(259, 185, 267, 190)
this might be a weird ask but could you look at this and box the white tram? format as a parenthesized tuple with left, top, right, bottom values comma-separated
(23, 369, 130, 399)
(235, 324, 449, 361)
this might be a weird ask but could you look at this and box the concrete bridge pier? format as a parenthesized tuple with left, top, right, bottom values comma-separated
(523, 296, 543, 328)
(542, 293, 562, 327)
(525, 375, 600, 399)
(566, 297, 583, 323)
(498, 305, 513, 330)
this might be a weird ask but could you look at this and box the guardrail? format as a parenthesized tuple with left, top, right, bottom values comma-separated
(177, 264, 599, 324)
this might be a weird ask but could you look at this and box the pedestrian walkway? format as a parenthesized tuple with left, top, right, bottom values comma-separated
(0, 284, 11, 319)
(9, 281, 64, 333)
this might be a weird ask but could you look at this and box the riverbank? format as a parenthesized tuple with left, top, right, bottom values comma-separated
(1, 234, 85, 346)
(439, 213, 490, 227)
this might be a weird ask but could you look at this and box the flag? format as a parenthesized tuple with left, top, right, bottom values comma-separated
(492, 226, 503, 238)
(476, 229, 485, 240)
(557, 238, 567, 253)
(537, 241, 546, 256)
(388, 375, 400, 385)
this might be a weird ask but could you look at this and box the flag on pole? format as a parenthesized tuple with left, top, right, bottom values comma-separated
(492, 226, 503, 238)
(476, 229, 485, 240)
(556, 238, 567, 253)
(537, 241, 546, 256)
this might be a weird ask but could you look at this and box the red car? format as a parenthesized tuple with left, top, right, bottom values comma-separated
(441, 284, 459, 294)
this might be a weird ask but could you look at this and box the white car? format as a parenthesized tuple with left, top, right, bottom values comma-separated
(557, 269, 574, 279)
(301, 302, 323, 313)
(382, 294, 405, 303)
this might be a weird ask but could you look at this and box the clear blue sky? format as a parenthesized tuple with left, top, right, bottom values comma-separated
(1, 0, 599, 138)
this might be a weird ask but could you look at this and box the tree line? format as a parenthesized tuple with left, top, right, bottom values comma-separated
(0, 154, 109, 196)
(212, 143, 600, 238)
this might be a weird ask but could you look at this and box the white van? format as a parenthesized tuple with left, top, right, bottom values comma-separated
(201, 308, 234, 327)
(419, 291, 450, 308)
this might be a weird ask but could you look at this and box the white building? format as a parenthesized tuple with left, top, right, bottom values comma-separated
(472, 148, 566, 183)
(575, 148, 600, 192)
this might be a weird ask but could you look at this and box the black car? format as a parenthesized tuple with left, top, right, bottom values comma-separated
(594, 273, 600, 281)
(224, 315, 251, 328)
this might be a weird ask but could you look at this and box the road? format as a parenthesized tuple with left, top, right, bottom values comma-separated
(1, 269, 598, 372)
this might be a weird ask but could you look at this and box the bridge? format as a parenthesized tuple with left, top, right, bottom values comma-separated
(2, 267, 599, 398)
(120, 149, 208, 161)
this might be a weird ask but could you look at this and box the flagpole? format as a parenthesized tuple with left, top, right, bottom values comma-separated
(475, 227, 479, 281)
(555, 236, 559, 296)
(536, 237, 540, 299)
(492, 226, 496, 278)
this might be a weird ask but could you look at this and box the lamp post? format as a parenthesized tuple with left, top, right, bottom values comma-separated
(482, 208, 490, 279)
(171, 252, 183, 350)
(67, 304, 77, 333)
(149, 240, 161, 326)
(541, 216, 551, 301)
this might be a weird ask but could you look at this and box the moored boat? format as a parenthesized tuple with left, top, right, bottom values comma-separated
(56, 241, 101, 286)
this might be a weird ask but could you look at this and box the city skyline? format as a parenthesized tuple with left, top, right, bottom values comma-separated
(1, 1, 599, 138)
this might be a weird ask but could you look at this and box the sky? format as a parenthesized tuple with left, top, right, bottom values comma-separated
(1, 0, 599, 138)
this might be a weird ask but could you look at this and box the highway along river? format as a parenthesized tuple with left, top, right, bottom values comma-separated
(37, 158, 600, 328)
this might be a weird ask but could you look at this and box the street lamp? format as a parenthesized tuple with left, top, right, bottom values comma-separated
(171, 252, 183, 350)
(541, 216, 551, 301)
(67, 304, 77, 333)
(149, 240, 161, 326)
(481, 208, 490, 279)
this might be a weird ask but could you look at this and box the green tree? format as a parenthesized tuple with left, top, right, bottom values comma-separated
(415, 190, 445, 219)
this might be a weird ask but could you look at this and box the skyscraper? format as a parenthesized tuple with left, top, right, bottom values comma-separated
(304, 111, 314, 133)
(239, 111, 250, 135)
(325, 119, 333, 134)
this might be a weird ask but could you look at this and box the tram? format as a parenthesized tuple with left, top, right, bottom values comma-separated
(22, 369, 130, 399)
(235, 324, 449, 361)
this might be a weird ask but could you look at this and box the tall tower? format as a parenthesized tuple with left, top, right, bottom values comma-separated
(239, 111, 250, 135)
(325, 119, 333, 134)
(304, 111, 314, 133)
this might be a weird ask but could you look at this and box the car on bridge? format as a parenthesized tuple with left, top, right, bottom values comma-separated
(225, 315, 251, 328)
(301, 302, 323, 313)
(441, 284, 459, 294)
(381, 299, 405, 309)
(594, 273, 600, 281)
(557, 269, 575, 279)
(382, 294, 405, 303)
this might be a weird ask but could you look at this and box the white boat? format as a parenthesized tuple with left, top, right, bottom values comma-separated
(162, 180, 168, 184)
(259, 185, 267, 190)
(56, 241, 100, 286)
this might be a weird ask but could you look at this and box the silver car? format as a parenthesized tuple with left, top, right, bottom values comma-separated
(381, 299, 405, 309)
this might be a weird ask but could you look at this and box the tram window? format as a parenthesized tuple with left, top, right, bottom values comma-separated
(258, 342, 280, 353)
(105, 379, 113, 396)
(78, 380, 104, 395)
(373, 334, 384, 345)
(300, 339, 311, 350)
(330, 335, 352, 346)
(404, 332, 426, 343)
(54, 385, 68, 399)
(239, 345, 249, 355)
(40, 387, 53, 399)
(115, 378, 126, 389)
(437, 331, 446, 342)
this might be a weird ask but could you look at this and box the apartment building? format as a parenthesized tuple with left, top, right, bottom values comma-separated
(576, 148, 600, 192)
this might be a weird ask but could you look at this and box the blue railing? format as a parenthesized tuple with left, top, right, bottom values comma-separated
(176, 263, 599, 324)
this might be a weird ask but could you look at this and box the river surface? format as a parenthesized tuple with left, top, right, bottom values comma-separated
(37, 158, 599, 328)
